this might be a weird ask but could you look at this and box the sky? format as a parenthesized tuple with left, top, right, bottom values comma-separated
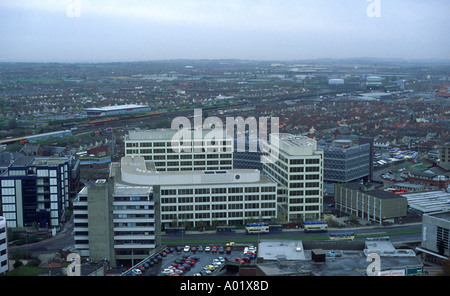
(0, 0, 449, 62)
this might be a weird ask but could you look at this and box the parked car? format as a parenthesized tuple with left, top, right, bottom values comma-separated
(235, 258, 245, 264)
(226, 247, 232, 254)
(198, 246, 204, 252)
(211, 246, 217, 254)
(183, 245, 190, 252)
(191, 246, 197, 253)
(205, 246, 211, 252)
(218, 246, 224, 254)
(206, 265, 215, 271)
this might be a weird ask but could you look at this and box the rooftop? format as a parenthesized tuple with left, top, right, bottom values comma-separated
(424, 210, 450, 222)
(116, 156, 272, 186)
(84, 104, 150, 112)
(257, 238, 422, 276)
(401, 190, 450, 213)
(343, 182, 404, 200)
(258, 240, 306, 261)
(126, 128, 232, 142)
(267, 133, 320, 157)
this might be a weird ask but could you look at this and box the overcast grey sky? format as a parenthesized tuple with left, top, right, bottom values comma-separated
(0, 0, 449, 62)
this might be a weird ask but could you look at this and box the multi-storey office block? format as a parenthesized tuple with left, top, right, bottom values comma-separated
(124, 129, 233, 172)
(119, 156, 277, 228)
(0, 156, 78, 228)
(262, 133, 324, 222)
(73, 177, 159, 268)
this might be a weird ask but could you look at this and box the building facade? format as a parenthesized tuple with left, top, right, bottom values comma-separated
(262, 133, 324, 222)
(0, 216, 8, 275)
(118, 156, 277, 228)
(335, 182, 408, 225)
(124, 129, 233, 172)
(420, 211, 450, 260)
(73, 177, 159, 268)
(321, 139, 372, 183)
(0, 156, 79, 228)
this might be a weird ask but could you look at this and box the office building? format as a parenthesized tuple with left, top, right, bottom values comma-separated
(321, 138, 372, 183)
(0, 156, 79, 228)
(335, 182, 408, 225)
(124, 129, 233, 172)
(419, 211, 450, 260)
(0, 216, 8, 275)
(73, 177, 159, 268)
(74, 155, 277, 267)
(119, 156, 277, 228)
(262, 133, 324, 222)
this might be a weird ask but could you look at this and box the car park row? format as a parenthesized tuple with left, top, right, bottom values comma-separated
(126, 243, 258, 276)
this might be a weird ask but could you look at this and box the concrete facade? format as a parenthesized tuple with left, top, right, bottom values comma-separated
(335, 182, 408, 225)
(262, 133, 324, 222)
(422, 211, 450, 257)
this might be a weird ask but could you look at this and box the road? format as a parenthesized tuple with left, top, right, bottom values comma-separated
(10, 220, 421, 259)
(161, 223, 422, 244)
(9, 218, 75, 257)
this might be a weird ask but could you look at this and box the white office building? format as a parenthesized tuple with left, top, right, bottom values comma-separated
(119, 156, 277, 228)
(262, 133, 324, 222)
(0, 216, 8, 275)
(124, 129, 233, 172)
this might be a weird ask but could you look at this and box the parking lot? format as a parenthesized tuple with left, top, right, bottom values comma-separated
(138, 244, 253, 276)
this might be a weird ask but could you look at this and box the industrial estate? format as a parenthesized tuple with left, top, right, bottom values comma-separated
(0, 58, 449, 281)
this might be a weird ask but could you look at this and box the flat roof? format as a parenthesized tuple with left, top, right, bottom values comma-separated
(116, 156, 273, 187)
(425, 210, 450, 222)
(257, 239, 422, 276)
(258, 240, 306, 261)
(126, 128, 232, 141)
(401, 190, 450, 213)
(343, 182, 404, 200)
(84, 104, 150, 112)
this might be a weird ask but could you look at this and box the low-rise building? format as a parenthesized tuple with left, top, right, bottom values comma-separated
(253, 238, 422, 276)
(335, 182, 408, 225)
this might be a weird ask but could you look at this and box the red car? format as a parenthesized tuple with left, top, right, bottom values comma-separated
(242, 257, 250, 262)
(211, 246, 218, 254)
(235, 258, 245, 264)
(185, 260, 195, 265)
(191, 246, 197, 253)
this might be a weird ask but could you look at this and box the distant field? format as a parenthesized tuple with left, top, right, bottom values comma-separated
(6, 78, 58, 83)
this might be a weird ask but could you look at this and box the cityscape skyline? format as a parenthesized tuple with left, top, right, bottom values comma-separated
(1, 0, 449, 62)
